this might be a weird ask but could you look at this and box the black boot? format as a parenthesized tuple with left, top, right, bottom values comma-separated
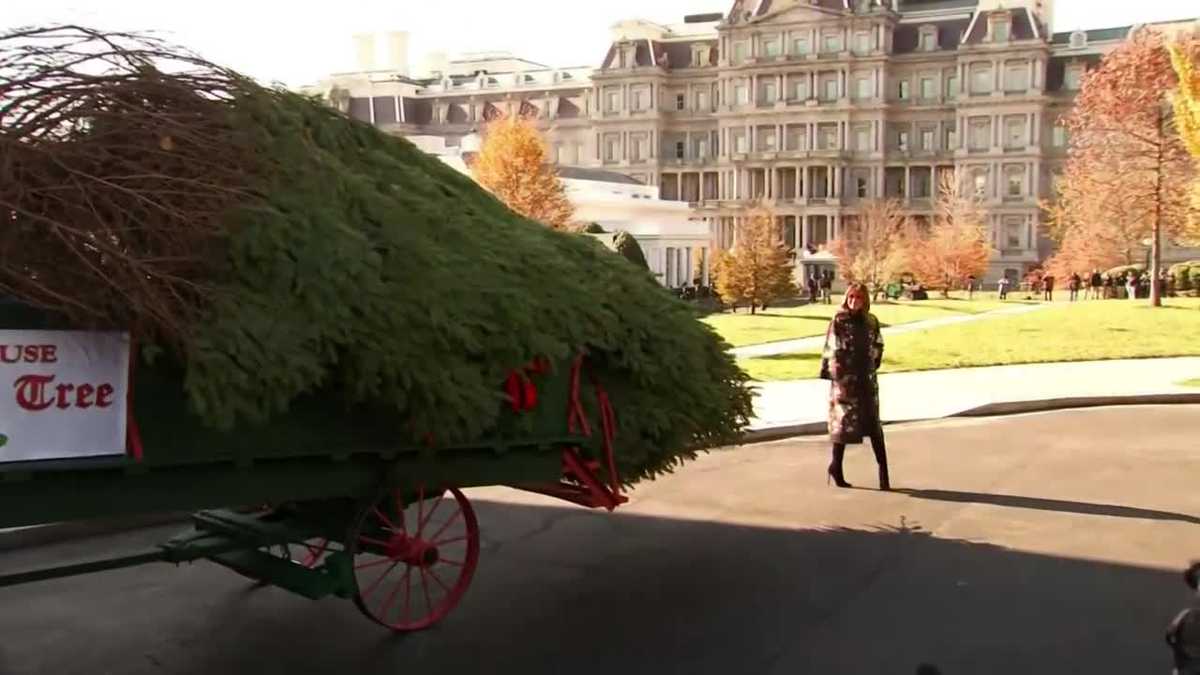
(828, 443, 851, 488)
(870, 431, 891, 491)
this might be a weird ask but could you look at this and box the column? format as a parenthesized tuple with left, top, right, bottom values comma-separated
(809, 123, 816, 150)
(827, 165, 833, 197)
(702, 248, 711, 286)
(1030, 112, 1039, 145)
(802, 166, 809, 197)
(905, 166, 911, 198)
(801, 215, 809, 249)
(796, 167, 803, 200)
(832, 214, 840, 241)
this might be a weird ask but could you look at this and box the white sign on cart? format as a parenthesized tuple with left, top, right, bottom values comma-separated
(0, 330, 130, 463)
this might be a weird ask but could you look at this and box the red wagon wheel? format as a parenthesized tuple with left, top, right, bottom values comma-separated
(346, 484, 480, 632)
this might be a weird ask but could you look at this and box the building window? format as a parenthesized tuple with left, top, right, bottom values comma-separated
(920, 77, 936, 100)
(1005, 117, 1026, 148)
(1052, 124, 1067, 147)
(854, 32, 871, 55)
(675, 141, 685, 159)
(630, 137, 643, 162)
(945, 127, 958, 149)
(792, 35, 810, 55)
(692, 46, 711, 67)
(946, 73, 958, 98)
(632, 89, 647, 111)
(1004, 218, 1024, 248)
(734, 131, 748, 153)
(920, 30, 936, 51)
(605, 136, 620, 162)
(969, 118, 991, 149)
(1065, 65, 1084, 90)
(762, 130, 778, 151)
(897, 130, 910, 152)
(697, 139, 709, 159)
(818, 124, 837, 150)
(921, 128, 936, 151)
(735, 83, 749, 105)
(733, 42, 749, 64)
(676, 93, 686, 110)
(696, 91, 709, 111)
(1006, 167, 1025, 197)
(1069, 31, 1087, 48)
(822, 32, 842, 53)
(763, 81, 778, 104)
(856, 77, 872, 99)
(855, 126, 871, 151)
(971, 64, 993, 94)
(792, 78, 809, 101)
(991, 17, 1011, 43)
(763, 37, 782, 58)
(898, 79, 910, 100)
(856, 176, 869, 198)
(973, 170, 988, 196)
(823, 77, 839, 101)
(1004, 62, 1029, 92)
(606, 91, 620, 112)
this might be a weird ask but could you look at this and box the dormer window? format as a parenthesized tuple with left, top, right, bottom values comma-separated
(691, 46, 712, 67)
(919, 27, 938, 51)
(763, 37, 782, 58)
(990, 14, 1011, 43)
(1069, 31, 1087, 48)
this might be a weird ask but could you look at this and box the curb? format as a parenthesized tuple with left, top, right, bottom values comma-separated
(0, 512, 189, 553)
(741, 393, 1200, 445)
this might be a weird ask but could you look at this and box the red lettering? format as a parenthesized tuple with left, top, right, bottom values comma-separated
(0, 346, 18, 364)
(75, 383, 94, 408)
(41, 345, 57, 363)
(22, 345, 40, 363)
(14, 374, 55, 411)
(55, 383, 74, 409)
(96, 383, 115, 408)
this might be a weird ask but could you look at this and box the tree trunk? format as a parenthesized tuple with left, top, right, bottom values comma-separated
(1151, 106, 1165, 308)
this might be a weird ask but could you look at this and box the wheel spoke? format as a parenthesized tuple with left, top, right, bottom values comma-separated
(361, 560, 400, 598)
(433, 535, 468, 546)
(439, 558, 465, 567)
(355, 557, 395, 571)
(371, 506, 399, 533)
(427, 508, 463, 543)
(378, 567, 408, 625)
(428, 568, 452, 594)
(420, 567, 435, 618)
(419, 492, 446, 539)
(358, 535, 391, 549)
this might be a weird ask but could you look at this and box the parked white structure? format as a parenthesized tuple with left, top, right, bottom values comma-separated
(425, 142, 711, 288)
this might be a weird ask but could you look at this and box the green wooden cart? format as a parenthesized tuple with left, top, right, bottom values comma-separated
(0, 306, 625, 632)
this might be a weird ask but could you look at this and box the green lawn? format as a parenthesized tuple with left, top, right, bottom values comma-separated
(703, 294, 1021, 348)
(739, 298, 1200, 381)
(1183, 379, 1200, 388)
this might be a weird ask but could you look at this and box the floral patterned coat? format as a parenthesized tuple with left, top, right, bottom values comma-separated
(820, 311, 884, 444)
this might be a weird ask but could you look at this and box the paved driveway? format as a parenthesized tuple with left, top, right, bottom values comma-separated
(1, 406, 1198, 674)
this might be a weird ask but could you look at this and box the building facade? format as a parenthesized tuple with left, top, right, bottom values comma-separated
(307, 2, 1199, 284)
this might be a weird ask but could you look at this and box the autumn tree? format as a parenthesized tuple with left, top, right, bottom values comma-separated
(713, 206, 796, 313)
(1058, 29, 1200, 306)
(1041, 174, 1140, 278)
(828, 198, 910, 300)
(471, 114, 575, 230)
(907, 171, 992, 297)
(1170, 41, 1200, 232)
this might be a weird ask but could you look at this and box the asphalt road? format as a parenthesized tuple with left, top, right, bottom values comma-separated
(2, 405, 1199, 675)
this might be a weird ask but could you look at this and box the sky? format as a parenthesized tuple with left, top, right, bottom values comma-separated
(4, 0, 1197, 87)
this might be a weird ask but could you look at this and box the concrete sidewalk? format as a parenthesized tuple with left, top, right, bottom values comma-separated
(730, 302, 1048, 358)
(750, 356, 1200, 430)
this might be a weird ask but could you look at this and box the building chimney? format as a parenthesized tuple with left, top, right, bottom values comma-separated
(387, 32, 410, 75)
(354, 33, 377, 71)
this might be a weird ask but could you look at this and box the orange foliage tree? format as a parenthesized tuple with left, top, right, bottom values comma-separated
(1057, 29, 1200, 306)
(470, 114, 575, 230)
(713, 206, 796, 313)
(906, 171, 991, 296)
(828, 198, 910, 300)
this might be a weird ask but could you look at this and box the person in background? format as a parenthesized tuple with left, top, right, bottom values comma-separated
(1166, 562, 1200, 674)
(819, 283, 889, 491)
(966, 274, 977, 300)
(997, 275, 1010, 300)
(1069, 272, 1082, 302)
(1103, 273, 1115, 299)
(1042, 274, 1056, 302)
(1127, 271, 1139, 301)
(820, 270, 834, 305)
(807, 272, 820, 304)
(1090, 268, 1103, 300)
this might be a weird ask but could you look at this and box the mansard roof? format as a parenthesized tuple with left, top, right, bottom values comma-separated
(1050, 25, 1131, 45)
(962, 6, 1042, 44)
(893, 17, 972, 53)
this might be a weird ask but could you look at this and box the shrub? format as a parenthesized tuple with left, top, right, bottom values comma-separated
(613, 230, 649, 270)
(584, 222, 606, 234)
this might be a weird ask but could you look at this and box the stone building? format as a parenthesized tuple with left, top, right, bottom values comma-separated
(306, 5, 1199, 284)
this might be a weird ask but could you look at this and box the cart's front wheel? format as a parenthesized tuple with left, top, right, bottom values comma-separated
(347, 485, 480, 632)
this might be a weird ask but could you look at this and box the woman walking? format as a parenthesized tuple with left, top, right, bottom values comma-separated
(820, 283, 890, 490)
